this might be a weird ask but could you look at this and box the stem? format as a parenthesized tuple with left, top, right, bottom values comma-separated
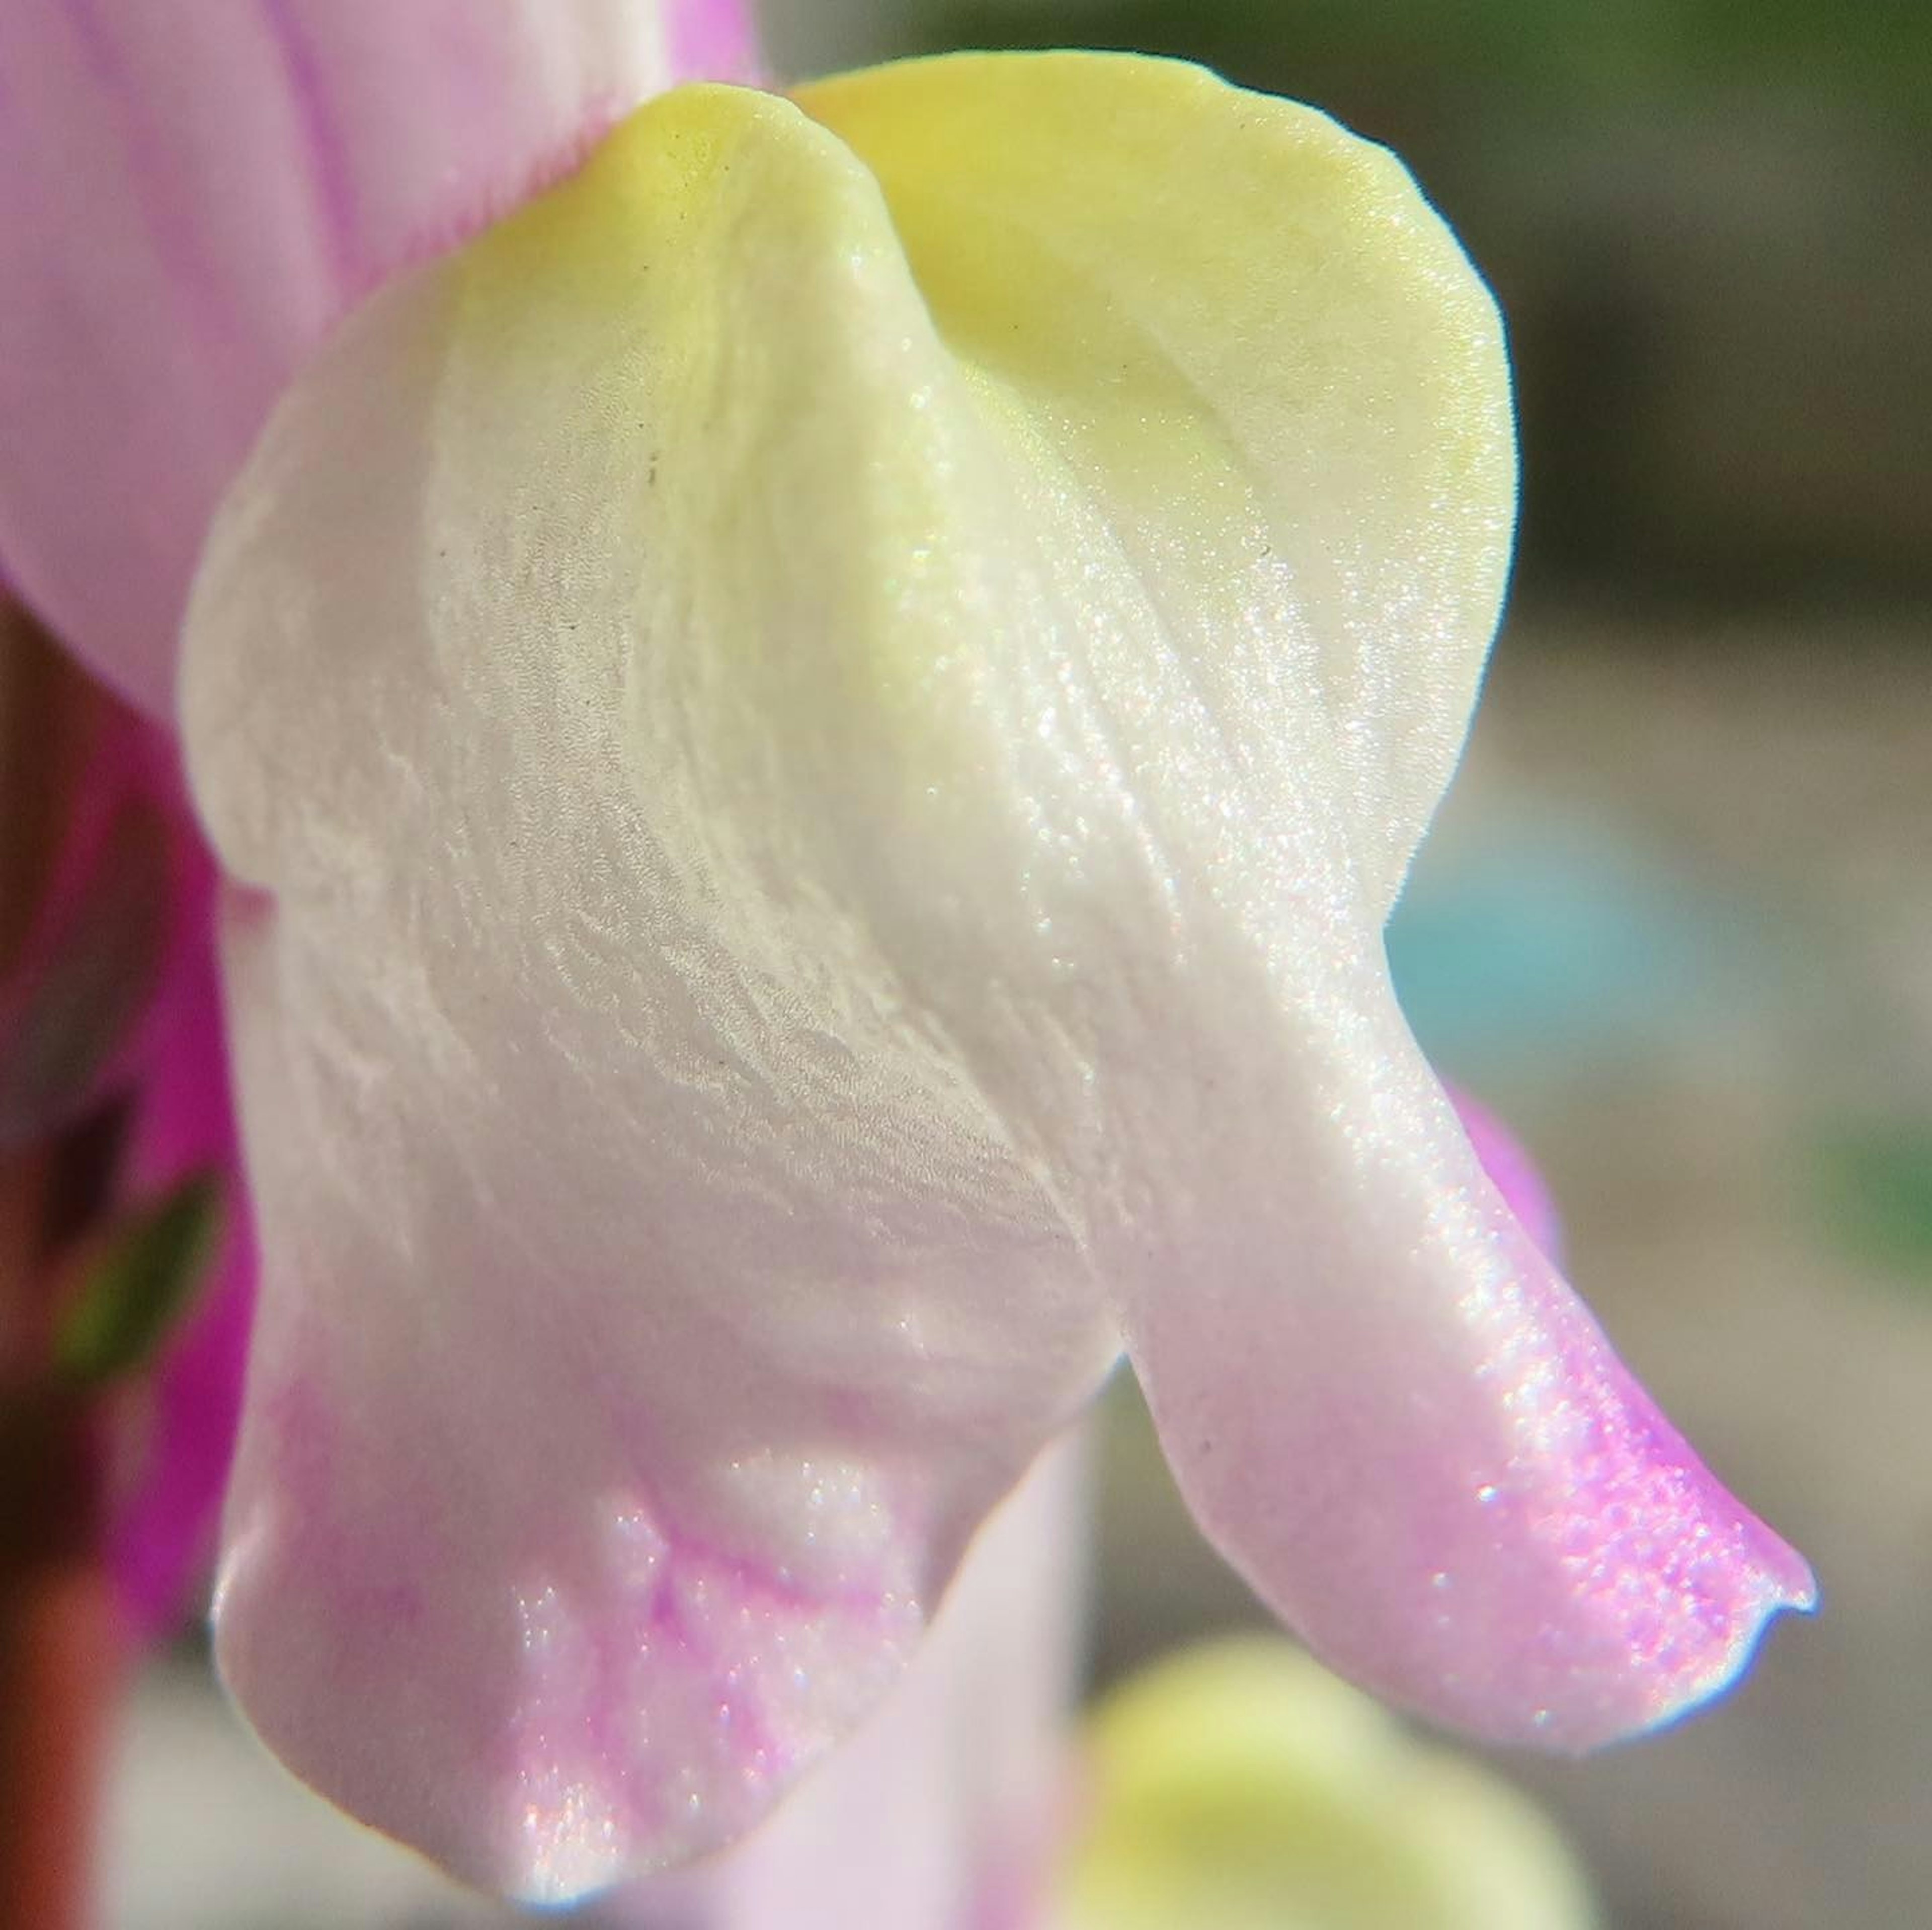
(0, 599, 90, 977)
(0, 602, 122, 1929)
(0, 1380, 118, 1930)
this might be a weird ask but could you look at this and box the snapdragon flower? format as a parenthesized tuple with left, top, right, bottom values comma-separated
(0, 0, 1812, 1905)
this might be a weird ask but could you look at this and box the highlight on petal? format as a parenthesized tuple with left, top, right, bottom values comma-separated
(0, 0, 750, 717)
(178, 51, 1807, 1894)
(1057, 1638, 1601, 1930)
(1122, 1070, 1816, 1751)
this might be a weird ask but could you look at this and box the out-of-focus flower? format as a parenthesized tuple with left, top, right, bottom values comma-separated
(104, 851, 254, 1636)
(0, 7, 1813, 1908)
(1054, 1638, 1600, 1930)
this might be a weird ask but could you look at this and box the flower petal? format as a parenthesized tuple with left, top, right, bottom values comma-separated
(793, 51, 1514, 924)
(0, 0, 748, 716)
(1448, 1086, 1564, 1263)
(1120, 1044, 1816, 1750)
(179, 52, 1806, 1895)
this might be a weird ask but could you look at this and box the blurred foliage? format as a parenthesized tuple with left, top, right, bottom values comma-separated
(1811, 1121, 1932, 1284)
(921, 0, 1929, 117)
(54, 1175, 219, 1388)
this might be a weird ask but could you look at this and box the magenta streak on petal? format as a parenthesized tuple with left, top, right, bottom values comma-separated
(217, 1331, 925, 1901)
(1446, 1085, 1564, 1265)
(619, 1434, 1089, 1930)
(258, 0, 360, 294)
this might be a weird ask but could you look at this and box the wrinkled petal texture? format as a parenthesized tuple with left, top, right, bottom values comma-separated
(0, 0, 754, 718)
(181, 54, 1809, 1898)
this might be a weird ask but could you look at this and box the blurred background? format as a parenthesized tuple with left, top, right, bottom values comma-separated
(111, 3, 1929, 1926)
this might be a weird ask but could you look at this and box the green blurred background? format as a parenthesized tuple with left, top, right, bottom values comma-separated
(764, 0, 1930, 614)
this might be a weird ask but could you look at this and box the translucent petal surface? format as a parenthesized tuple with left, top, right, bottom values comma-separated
(181, 55, 1809, 1896)
(0, 0, 751, 717)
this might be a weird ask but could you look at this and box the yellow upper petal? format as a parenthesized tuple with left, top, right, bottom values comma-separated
(797, 52, 1514, 913)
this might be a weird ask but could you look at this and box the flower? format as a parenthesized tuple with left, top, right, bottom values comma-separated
(105, 839, 254, 1635)
(1054, 1637, 1601, 1930)
(0, 5, 1813, 1906)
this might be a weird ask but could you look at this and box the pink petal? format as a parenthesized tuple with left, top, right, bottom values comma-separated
(0, 688, 249, 1631)
(0, 0, 752, 718)
(1447, 1086, 1564, 1264)
(626, 1430, 1087, 1930)
(1120, 1045, 1815, 1751)
(0, 657, 249, 1628)
(669, 0, 761, 87)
